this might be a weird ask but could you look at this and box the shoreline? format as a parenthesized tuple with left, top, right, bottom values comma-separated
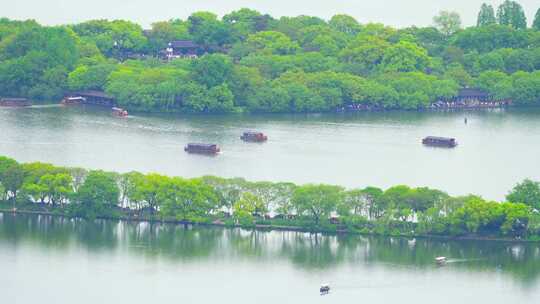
(1, 208, 534, 244)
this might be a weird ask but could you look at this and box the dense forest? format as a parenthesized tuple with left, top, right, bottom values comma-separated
(0, 1, 540, 113)
(1, 156, 539, 240)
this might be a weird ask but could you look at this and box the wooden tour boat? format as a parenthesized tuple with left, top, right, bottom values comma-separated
(422, 136, 457, 148)
(112, 107, 128, 117)
(184, 143, 220, 155)
(240, 131, 268, 142)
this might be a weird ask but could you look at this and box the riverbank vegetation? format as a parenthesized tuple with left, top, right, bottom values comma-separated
(1, 156, 539, 240)
(1, 1, 540, 112)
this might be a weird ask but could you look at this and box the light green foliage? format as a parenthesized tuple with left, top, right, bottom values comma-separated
(71, 20, 147, 57)
(507, 179, 540, 209)
(75, 170, 119, 217)
(329, 14, 361, 36)
(497, 0, 527, 29)
(1, 156, 539, 238)
(0, 156, 23, 201)
(475, 70, 513, 99)
(188, 11, 232, 51)
(292, 184, 344, 224)
(243, 31, 299, 56)
(223, 8, 271, 41)
(433, 11, 462, 37)
(233, 192, 266, 225)
(68, 63, 117, 91)
(477, 4, 497, 27)
(0, 25, 79, 99)
(380, 40, 430, 73)
(340, 35, 390, 75)
(510, 71, 540, 105)
(191, 53, 233, 87)
(444, 63, 473, 87)
(147, 20, 190, 54)
(158, 177, 218, 221)
(0, 5, 539, 110)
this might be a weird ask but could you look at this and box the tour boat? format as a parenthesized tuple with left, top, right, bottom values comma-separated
(422, 136, 457, 148)
(240, 131, 268, 142)
(184, 143, 220, 155)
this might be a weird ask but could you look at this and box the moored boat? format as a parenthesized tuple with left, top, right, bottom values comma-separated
(184, 143, 220, 155)
(435, 256, 447, 265)
(240, 131, 268, 142)
(0, 97, 31, 107)
(61, 96, 86, 105)
(422, 136, 457, 148)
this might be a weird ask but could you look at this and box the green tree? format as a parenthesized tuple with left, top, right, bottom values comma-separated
(380, 41, 430, 73)
(2, 163, 24, 203)
(233, 192, 265, 225)
(497, 0, 527, 29)
(159, 178, 218, 222)
(477, 3, 497, 27)
(292, 184, 343, 225)
(507, 179, 540, 209)
(191, 54, 233, 88)
(433, 11, 462, 37)
(75, 170, 119, 217)
(329, 14, 361, 35)
(68, 63, 117, 91)
(188, 11, 232, 51)
(533, 8, 540, 30)
(38, 173, 73, 206)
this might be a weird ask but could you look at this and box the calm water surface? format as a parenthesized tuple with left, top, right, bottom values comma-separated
(1, 214, 540, 304)
(2, 105, 540, 200)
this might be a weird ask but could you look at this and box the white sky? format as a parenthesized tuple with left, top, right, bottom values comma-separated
(1, 0, 538, 29)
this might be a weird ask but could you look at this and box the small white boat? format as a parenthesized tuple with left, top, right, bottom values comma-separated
(435, 256, 447, 265)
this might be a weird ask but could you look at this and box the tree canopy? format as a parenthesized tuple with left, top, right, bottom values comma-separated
(0, 3, 539, 112)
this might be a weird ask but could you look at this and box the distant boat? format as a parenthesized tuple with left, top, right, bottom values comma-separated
(240, 131, 268, 142)
(112, 107, 128, 117)
(0, 97, 31, 107)
(320, 283, 330, 294)
(61, 96, 86, 105)
(422, 136, 457, 148)
(435, 256, 447, 265)
(184, 143, 220, 155)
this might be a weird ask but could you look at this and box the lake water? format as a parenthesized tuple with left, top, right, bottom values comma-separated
(2, 105, 540, 200)
(1, 213, 540, 304)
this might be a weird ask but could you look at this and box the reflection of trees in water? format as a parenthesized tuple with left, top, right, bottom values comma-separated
(2, 214, 540, 285)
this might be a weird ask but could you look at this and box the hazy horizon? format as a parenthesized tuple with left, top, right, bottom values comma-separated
(2, 0, 538, 29)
